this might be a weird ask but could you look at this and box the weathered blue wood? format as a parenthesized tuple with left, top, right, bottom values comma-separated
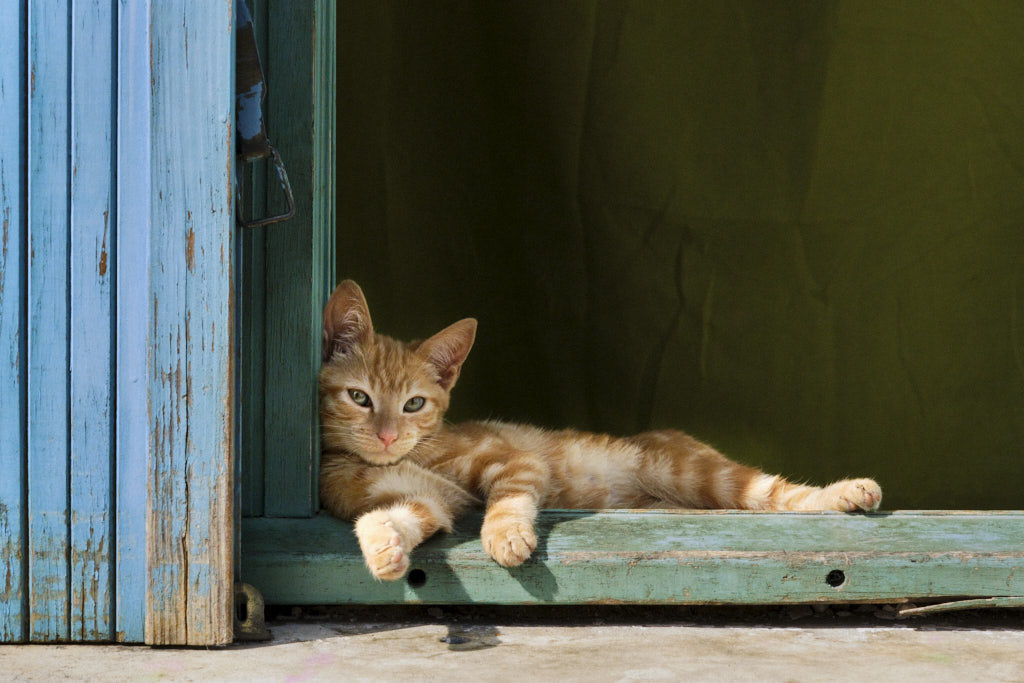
(145, 0, 235, 646)
(242, 511, 1024, 606)
(69, 0, 115, 642)
(3, 0, 238, 645)
(113, 0, 150, 645)
(0, 0, 28, 644)
(27, 0, 71, 642)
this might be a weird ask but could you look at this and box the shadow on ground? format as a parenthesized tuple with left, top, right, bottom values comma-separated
(230, 603, 1024, 649)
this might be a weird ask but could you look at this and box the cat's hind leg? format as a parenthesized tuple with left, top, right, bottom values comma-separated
(630, 430, 882, 512)
(743, 474, 882, 512)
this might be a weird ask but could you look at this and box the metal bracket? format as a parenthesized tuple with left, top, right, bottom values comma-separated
(235, 0, 295, 229)
(898, 596, 1024, 617)
(234, 582, 271, 641)
(237, 146, 296, 229)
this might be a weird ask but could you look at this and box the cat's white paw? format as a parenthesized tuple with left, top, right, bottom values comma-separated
(355, 512, 410, 581)
(830, 478, 882, 512)
(481, 518, 537, 568)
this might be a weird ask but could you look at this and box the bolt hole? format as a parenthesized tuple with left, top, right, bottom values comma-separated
(407, 568, 427, 588)
(825, 569, 846, 587)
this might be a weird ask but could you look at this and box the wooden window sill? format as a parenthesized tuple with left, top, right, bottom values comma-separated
(241, 510, 1024, 607)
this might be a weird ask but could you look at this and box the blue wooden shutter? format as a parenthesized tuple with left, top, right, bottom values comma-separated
(0, 0, 236, 645)
(0, 0, 28, 645)
(144, 0, 235, 646)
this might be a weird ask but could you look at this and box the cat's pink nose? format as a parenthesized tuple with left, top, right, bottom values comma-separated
(378, 431, 398, 448)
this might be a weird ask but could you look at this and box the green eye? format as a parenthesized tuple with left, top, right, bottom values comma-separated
(403, 396, 425, 413)
(348, 389, 372, 407)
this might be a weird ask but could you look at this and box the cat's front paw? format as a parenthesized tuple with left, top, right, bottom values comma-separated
(481, 517, 537, 568)
(830, 478, 882, 512)
(355, 511, 411, 581)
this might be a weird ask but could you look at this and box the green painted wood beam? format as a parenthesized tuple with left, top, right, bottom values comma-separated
(242, 511, 1024, 606)
(241, 0, 335, 519)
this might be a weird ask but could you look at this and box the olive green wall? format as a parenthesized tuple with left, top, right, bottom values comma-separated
(336, 1, 1024, 509)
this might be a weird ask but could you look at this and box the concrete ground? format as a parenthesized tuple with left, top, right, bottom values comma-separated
(2, 605, 1023, 682)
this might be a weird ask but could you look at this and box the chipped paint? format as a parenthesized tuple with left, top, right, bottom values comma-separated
(185, 227, 195, 272)
(143, 0, 234, 647)
(0, 210, 8, 302)
(2, 209, 8, 263)
(243, 512, 1024, 607)
(3, 0, 237, 646)
(98, 210, 108, 277)
(0, 0, 25, 637)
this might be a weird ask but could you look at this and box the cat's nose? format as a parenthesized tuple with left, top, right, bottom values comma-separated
(377, 430, 398, 448)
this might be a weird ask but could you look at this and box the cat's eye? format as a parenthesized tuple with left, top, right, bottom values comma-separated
(348, 389, 372, 408)
(403, 396, 426, 413)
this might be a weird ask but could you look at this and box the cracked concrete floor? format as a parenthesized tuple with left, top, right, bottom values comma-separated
(1, 606, 1022, 682)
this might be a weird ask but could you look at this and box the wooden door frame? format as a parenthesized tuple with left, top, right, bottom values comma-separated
(239, 0, 336, 521)
(236, 4, 1022, 616)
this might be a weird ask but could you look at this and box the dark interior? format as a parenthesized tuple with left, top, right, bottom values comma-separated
(335, 1, 1024, 509)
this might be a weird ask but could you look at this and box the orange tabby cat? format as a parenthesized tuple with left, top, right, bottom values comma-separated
(319, 280, 882, 581)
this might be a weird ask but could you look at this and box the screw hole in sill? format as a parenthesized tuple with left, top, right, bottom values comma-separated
(407, 568, 427, 588)
(825, 569, 846, 588)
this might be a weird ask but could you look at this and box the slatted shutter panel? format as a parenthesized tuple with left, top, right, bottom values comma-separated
(0, 0, 235, 645)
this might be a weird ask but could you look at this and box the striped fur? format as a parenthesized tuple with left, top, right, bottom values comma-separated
(320, 281, 882, 580)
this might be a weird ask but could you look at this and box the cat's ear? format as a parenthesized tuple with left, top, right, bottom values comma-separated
(418, 318, 477, 390)
(322, 280, 374, 362)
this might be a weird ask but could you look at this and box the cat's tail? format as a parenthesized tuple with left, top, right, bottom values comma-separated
(631, 430, 882, 512)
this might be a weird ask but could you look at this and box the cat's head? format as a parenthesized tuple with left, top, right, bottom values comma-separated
(319, 280, 477, 466)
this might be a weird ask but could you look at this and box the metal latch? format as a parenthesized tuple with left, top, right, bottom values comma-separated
(235, 0, 295, 229)
(234, 582, 270, 641)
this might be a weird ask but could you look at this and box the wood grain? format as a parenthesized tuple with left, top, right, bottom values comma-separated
(0, 0, 27, 645)
(145, 0, 235, 646)
(3, 0, 236, 645)
(113, 0, 150, 645)
(258, 0, 335, 517)
(27, 0, 71, 642)
(69, 0, 115, 642)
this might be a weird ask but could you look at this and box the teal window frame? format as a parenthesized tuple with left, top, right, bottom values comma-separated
(238, 1, 1023, 617)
